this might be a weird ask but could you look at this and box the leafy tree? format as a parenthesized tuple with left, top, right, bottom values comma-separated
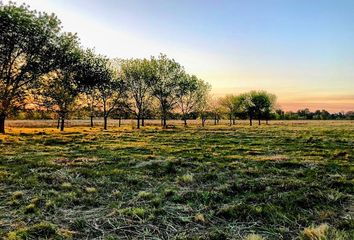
(176, 73, 200, 126)
(232, 94, 248, 124)
(150, 54, 184, 128)
(97, 61, 127, 130)
(345, 111, 354, 120)
(0, 2, 63, 133)
(121, 58, 153, 129)
(297, 108, 313, 120)
(195, 80, 211, 127)
(82, 88, 100, 128)
(37, 47, 108, 131)
(275, 109, 285, 120)
(81, 54, 118, 129)
(238, 93, 256, 126)
(37, 40, 82, 131)
(239, 91, 276, 125)
(219, 94, 237, 126)
(261, 92, 276, 124)
(209, 96, 222, 125)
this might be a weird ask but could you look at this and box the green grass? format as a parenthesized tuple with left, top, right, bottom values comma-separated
(0, 121, 353, 239)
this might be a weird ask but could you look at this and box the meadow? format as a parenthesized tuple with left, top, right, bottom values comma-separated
(0, 120, 353, 239)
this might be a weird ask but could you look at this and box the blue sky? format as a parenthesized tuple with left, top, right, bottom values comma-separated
(17, 0, 354, 111)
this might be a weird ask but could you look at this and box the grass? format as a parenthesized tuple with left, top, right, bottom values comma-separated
(0, 121, 353, 239)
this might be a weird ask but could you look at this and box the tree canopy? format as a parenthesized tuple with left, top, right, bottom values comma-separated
(0, 1, 292, 133)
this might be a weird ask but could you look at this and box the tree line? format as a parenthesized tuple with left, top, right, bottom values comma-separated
(1, 3, 352, 134)
(0, 2, 212, 133)
(0, 3, 278, 134)
(274, 109, 354, 120)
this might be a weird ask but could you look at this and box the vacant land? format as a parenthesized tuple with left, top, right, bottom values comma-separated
(0, 121, 353, 239)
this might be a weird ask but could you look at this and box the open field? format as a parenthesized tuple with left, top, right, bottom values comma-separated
(0, 121, 353, 239)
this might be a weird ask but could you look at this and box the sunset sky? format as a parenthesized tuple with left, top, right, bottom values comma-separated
(16, 0, 354, 112)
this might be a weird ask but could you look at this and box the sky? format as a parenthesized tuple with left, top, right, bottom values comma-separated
(12, 0, 354, 112)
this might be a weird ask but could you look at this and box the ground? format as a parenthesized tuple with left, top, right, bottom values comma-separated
(0, 120, 353, 239)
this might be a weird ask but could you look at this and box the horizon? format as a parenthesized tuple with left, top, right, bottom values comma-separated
(13, 0, 354, 112)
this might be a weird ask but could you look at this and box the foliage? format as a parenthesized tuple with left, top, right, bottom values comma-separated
(149, 54, 185, 128)
(0, 2, 64, 133)
(176, 73, 200, 125)
(121, 58, 154, 129)
(94, 58, 127, 129)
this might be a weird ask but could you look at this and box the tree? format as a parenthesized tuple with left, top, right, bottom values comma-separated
(121, 58, 153, 129)
(345, 111, 354, 120)
(37, 47, 108, 131)
(261, 92, 276, 124)
(36, 34, 88, 131)
(80, 53, 118, 129)
(195, 80, 211, 127)
(232, 94, 248, 124)
(176, 73, 200, 126)
(239, 91, 276, 126)
(297, 108, 313, 120)
(275, 109, 285, 120)
(219, 94, 237, 126)
(150, 54, 184, 128)
(239, 93, 256, 126)
(0, 2, 63, 133)
(39, 72, 78, 131)
(97, 62, 127, 130)
(209, 96, 222, 125)
(84, 88, 99, 128)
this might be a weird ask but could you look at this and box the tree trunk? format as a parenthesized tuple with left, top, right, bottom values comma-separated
(214, 114, 217, 125)
(57, 118, 60, 129)
(0, 114, 5, 134)
(90, 116, 94, 128)
(266, 118, 269, 125)
(183, 118, 187, 126)
(258, 111, 261, 125)
(202, 117, 206, 127)
(119, 117, 121, 127)
(258, 116, 261, 125)
(142, 116, 145, 127)
(137, 115, 140, 129)
(104, 116, 108, 130)
(60, 117, 65, 131)
(232, 118, 236, 125)
(163, 117, 167, 128)
(229, 115, 232, 126)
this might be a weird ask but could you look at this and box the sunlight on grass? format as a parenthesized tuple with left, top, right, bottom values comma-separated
(1, 121, 353, 239)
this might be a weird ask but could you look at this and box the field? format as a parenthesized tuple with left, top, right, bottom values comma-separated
(0, 120, 353, 239)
